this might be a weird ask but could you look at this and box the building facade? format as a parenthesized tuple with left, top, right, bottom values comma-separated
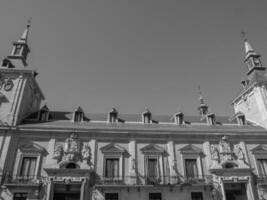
(1, 23, 267, 200)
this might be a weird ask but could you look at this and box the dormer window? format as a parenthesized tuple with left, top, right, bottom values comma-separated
(174, 112, 184, 125)
(2, 58, 14, 68)
(38, 105, 49, 121)
(108, 108, 118, 123)
(206, 113, 215, 125)
(73, 107, 84, 122)
(142, 108, 151, 124)
(237, 115, 246, 126)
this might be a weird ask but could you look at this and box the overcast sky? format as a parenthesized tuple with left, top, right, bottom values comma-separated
(0, 0, 267, 116)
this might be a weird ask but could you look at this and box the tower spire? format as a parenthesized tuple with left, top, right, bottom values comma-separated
(198, 86, 208, 116)
(19, 17, 31, 43)
(3, 19, 32, 68)
(241, 31, 265, 76)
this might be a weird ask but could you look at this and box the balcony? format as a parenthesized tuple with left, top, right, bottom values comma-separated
(256, 176, 267, 186)
(2, 175, 43, 187)
(95, 175, 212, 186)
(181, 175, 213, 185)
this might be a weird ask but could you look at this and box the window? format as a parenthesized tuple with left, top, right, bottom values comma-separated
(105, 193, 118, 200)
(105, 158, 120, 178)
(207, 114, 215, 125)
(175, 113, 184, 125)
(257, 159, 267, 177)
(237, 115, 246, 126)
(185, 159, 198, 179)
(20, 157, 37, 179)
(142, 109, 151, 124)
(191, 192, 203, 200)
(14, 45, 22, 55)
(14, 193, 27, 200)
(149, 193, 161, 200)
(72, 107, 84, 122)
(65, 163, 77, 169)
(39, 109, 49, 121)
(109, 108, 118, 123)
(74, 111, 83, 122)
(147, 158, 159, 183)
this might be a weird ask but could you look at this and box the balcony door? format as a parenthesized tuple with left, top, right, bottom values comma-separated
(20, 157, 37, 179)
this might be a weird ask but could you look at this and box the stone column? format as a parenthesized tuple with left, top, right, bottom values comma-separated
(128, 140, 137, 184)
(45, 138, 56, 167)
(80, 179, 86, 200)
(167, 141, 177, 184)
(203, 141, 212, 172)
(0, 134, 11, 171)
(46, 180, 54, 200)
(89, 139, 96, 170)
(239, 141, 250, 167)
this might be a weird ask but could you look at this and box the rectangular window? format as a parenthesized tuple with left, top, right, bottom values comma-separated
(191, 192, 203, 200)
(149, 193, 161, 200)
(14, 193, 27, 200)
(14, 45, 22, 55)
(148, 158, 158, 178)
(105, 193, 118, 200)
(105, 158, 119, 178)
(20, 157, 37, 179)
(257, 159, 267, 177)
(185, 159, 198, 178)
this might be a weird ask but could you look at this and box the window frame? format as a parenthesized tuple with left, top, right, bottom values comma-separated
(149, 192, 162, 200)
(179, 145, 203, 180)
(100, 144, 127, 182)
(13, 143, 47, 181)
(13, 193, 27, 200)
(104, 157, 121, 179)
(251, 145, 267, 177)
(105, 193, 119, 200)
(191, 192, 203, 200)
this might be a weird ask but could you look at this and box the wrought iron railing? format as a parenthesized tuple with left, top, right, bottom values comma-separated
(3, 175, 43, 185)
(95, 175, 212, 186)
(256, 175, 267, 185)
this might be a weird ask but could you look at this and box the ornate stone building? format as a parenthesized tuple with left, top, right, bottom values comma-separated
(1, 23, 267, 200)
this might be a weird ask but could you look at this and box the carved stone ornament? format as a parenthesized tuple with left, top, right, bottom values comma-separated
(62, 132, 81, 162)
(219, 136, 231, 154)
(210, 144, 219, 161)
(52, 145, 63, 160)
(52, 133, 93, 167)
(219, 136, 233, 161)
(4, 78, 14, 91)
(233, 144, 244, 160)
(81, 143, 91, 163)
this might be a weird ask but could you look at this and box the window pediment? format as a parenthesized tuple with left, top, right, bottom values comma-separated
(179, 144, 202, 155)
(19, 143, 47, 155)
(251, 145, 267, 154)
(100, 143, 127, 154)
(140, 144, 165, 155)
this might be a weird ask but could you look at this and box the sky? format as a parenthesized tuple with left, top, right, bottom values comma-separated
(0, 0, 267, 116)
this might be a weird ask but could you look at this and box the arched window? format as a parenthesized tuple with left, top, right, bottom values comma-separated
(65, 163, 77, 169)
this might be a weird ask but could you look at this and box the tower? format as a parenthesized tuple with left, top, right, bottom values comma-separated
(232, 34, 267, 128)
(0, 20, 44, 125)
(198, 86, 208, 116)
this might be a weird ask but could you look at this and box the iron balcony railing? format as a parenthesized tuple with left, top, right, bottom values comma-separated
(256, 175, 267, 185)
(3, 175, 43, 185)
(95, 175, 213, 186)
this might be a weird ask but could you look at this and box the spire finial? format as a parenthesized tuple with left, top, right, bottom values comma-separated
(241, 31, 247, 41)
(197, 85, 208, 116)
(198, 85, 204, 103)
(27, 17, 32, 28)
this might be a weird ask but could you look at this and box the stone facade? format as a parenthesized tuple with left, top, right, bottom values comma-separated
(1, 23, 267, 200)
